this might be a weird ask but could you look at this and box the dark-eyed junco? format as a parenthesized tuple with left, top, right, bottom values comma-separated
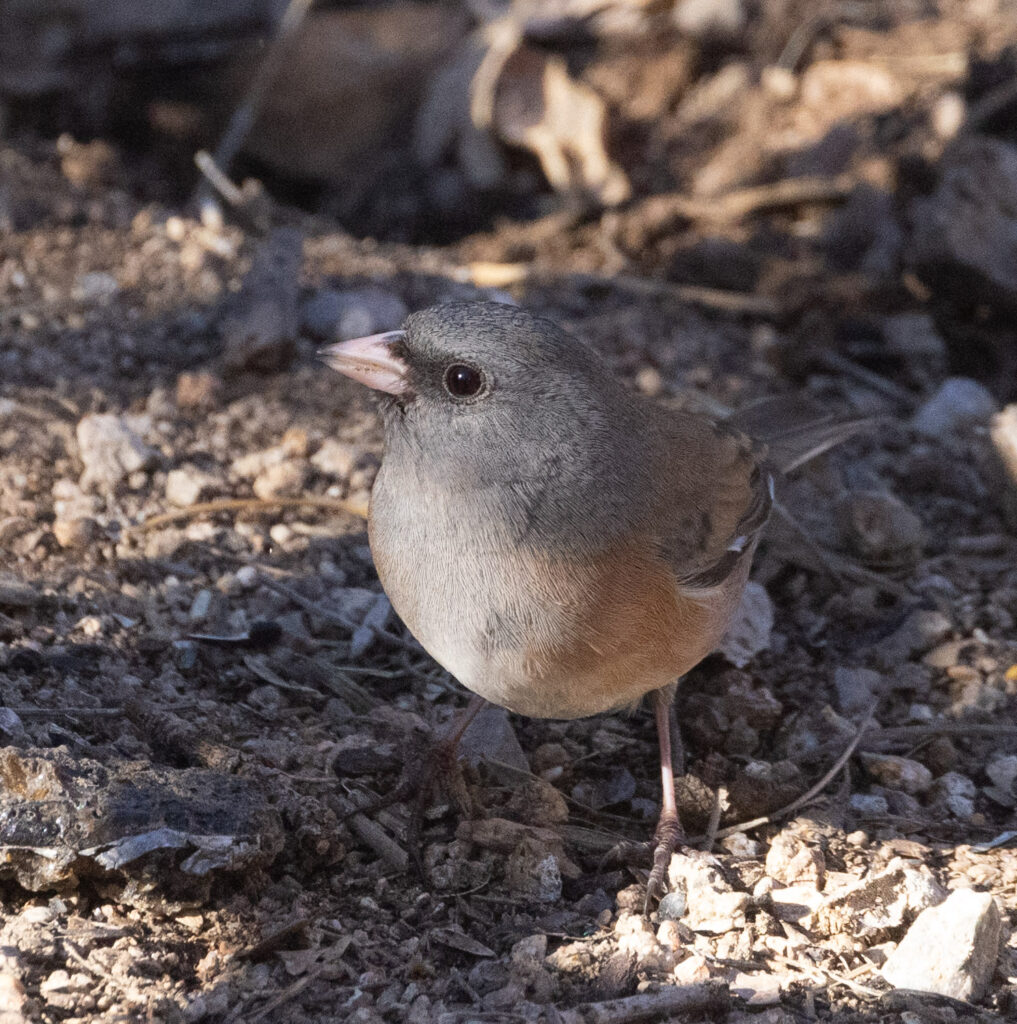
(321, 301, 863, 905)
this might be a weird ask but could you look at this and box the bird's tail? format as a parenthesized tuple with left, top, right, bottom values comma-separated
(727, 397, 877, 475)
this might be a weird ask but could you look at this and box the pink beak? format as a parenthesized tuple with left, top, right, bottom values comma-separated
(318, 331, 408, 395)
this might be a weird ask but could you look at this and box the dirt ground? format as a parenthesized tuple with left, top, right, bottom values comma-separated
(1, 3, 1017, 1022)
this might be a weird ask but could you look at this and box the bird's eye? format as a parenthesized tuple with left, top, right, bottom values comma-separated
(443, 363, 486, 399)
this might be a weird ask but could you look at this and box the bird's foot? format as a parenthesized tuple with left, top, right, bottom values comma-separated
(345, 724, 480, 880)
(644, 809, 686, 915)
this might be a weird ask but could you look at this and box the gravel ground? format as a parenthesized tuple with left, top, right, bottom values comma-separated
(1, 5, 1017, 1022)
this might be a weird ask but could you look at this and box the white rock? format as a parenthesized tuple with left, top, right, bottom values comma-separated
(165, 465, 221, 507)
(882, 889, 1001, 1001)
(76, 413, 157, 490)
(816, 860, 946, 939)
(252, 460, 309, 500)
(719, 581, 773, 667)
(311, 439, 367, 478)
(912, 378, 998, 437)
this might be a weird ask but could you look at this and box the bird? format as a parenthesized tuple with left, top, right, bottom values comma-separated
(320, 300, 864, 906)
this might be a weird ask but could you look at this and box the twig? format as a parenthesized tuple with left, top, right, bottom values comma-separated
(771, 952, 881, 999)
(560, 980, 730, 1024)
(194, 150, 246, 207)
(255, 573, 421, 655)
(194, 0, 316, 223)
(717, 703, 877, 838)
(700, 785, 725, 853)
(625, 173, 856, 234)
(130, 496, 366, 534)
(341, 796, 409, 873)
(464, 263, 779, 317)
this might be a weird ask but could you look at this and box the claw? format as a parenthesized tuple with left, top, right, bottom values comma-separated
(644, 809, 685, 915)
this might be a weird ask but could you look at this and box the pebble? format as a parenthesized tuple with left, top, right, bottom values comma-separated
(235, 566, 259, 590)
(850, 792, 889, 815)
(985, 754, 1017, 807)
(0, 578, 41, 608)
(76, 413, 158, 490)
(52, 516, 100, 549)
(991, 404, 1017, 525)
(912, 377, 998, 437)
(311, 439, 369, 479)
(72, 271, 119, 302)
(764, 830, 825, 888)
(165, 466, 221, 507)
(817, 860, 945, 940)
(872, 609, 952, 669)
(337, 288, 409, 342)
(667, 852, 750, 933)
(860, 753, 933, 794)
(930, 771, 976, 818)
(718, 580, 773, 667)
(657, 890, 687, 921)
(252, 460, 309, 500)
(833, 666, 883, 715)
(882, 889, 1001, 1001)
(835, 491, 924, 570)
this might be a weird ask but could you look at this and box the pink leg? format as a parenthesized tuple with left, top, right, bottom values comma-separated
(645, 687, 686, 913)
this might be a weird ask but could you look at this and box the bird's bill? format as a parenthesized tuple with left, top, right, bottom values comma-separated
(318, 331, 409, 395)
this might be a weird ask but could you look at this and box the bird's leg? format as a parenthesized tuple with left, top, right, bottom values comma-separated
(404, 693, 487, 876)
(645, 686, 686, 913)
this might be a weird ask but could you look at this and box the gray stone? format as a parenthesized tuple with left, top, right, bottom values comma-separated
(335, 288, 409, 343)
(882, 889, 1001, 1001)
(930, 771, 976, 818)
(718, 580, 773, 667)
(985, 754, 1017, 807)
(912, 378, 998, 437)
(833, 666, 884, 715)
(76, 413, 158, 490)
(872, 609, 952, 669)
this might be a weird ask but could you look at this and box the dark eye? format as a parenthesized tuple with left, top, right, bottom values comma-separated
(443, 363, 486, 399)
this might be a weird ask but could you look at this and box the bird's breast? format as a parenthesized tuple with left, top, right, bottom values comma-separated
(368, 465, 749, 719)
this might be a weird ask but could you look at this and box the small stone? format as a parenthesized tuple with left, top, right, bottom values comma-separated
(835, 491, 924, 571)
(335, 288, 409, 342)
(72, 271, 119, 302)
(765, 831, 825, 888)
(816, 860, 945, 940)
(673, 951, 711, 984)
(718, 581, 773, 667)
(930, 771, 976, 818)
(311, 439, 369, 479)
(833, 666, 884, 715)
(882, 889, 1001, 1001)
(850, 792, 889, 815)
(166, 466, 221, 507)
(882, 313, 947, 361)
(252, 460, 309, 500)
(52, 516, 99, 549)
(985, 754, 1017, 807)
(76, 413, 158, 490)
(188, 590, 214, 623)
(672, 0, 746, 38)
(510, 934, 547, 964)
(657, 891, 687, 921)
(176, 371, 221, 409)
(860, 753, 933, 795)
(872, 609, 952, 669)
(912, 378, 998, 437)
(235, 566, 259, 589)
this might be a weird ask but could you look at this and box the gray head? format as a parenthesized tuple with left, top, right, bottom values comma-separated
(320, 302, 622, 450)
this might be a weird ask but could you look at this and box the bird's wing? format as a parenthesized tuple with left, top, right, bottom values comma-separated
(647, 412, 773, 591)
